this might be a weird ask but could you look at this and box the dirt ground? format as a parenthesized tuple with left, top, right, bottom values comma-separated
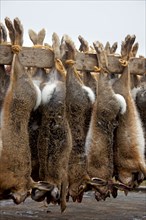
(0, 188, 146, 220)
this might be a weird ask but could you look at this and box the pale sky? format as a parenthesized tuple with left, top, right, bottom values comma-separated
(0, 0, 146, 56)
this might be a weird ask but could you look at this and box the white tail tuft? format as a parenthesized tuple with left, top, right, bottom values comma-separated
(115, 94, 127, 114)
(32, 82, 42, 110)
(41, 83, 57, 104)
(82, 86, 95, 104)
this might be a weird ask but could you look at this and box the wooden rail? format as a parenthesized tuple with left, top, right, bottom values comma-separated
(0, 45, 146, 74)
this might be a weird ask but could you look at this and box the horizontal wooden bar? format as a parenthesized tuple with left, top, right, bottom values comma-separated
(0, 45, 146, 74)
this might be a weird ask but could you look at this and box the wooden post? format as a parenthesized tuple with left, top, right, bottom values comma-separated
(0, 45, 146, 74)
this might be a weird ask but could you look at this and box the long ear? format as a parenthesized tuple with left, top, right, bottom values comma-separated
(64, 34, 76, 60)
(5, 17, 15, 44)
(52, 32, 61, 59)
(110, 42, 118, 54)
(0, 22, 7, 43)
(130, 42, 139, 58)
(37, 28, 46, 45)
(78, 35, 89, 52)
(93, 40, 108, 72)
(60, 35, 67, 60)
(104, 41, 111, 55)
(28, 29, 38, 45)
(121, 34, 136, 60)
(13, 17, 23, 46)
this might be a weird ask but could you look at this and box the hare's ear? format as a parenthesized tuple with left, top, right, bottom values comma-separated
(0, 22, 7, 43)
(52, 32, 60, 59)
(110, 42, 118, 54)
(37, 28, 46, 45)
(64, 34, 76, 60)
(5, 17, 15, 44)
(130, 42, 139, 58)
(28, 29, 38, 45)
(104, 41, 111, 55)
(78, 35, 89, 53)
(121, 34, 136, 60)
(13, 17, 24, 46)
(60, 35, 67, 60)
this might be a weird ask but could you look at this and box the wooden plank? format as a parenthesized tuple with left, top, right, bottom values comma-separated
(0, 45, 54, 68)
(129, 57, 146, 75)
(0, 45, 146, 74)
(0, 45, 13, 64)
(75, 52, 98, 72)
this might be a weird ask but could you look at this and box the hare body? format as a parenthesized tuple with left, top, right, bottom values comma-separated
(131, 77, 146, 159)
(112, 67, 146, 186)
(0, 55, 38, 203)
(0, 65, 10, 128)
(28, 68, 45, 181)
(85, 73, 126, 200)
(32, 67, 72, 212)
(66, 65, 95, 201)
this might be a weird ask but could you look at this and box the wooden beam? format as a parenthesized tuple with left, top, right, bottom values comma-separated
(0, 45, 146, 74)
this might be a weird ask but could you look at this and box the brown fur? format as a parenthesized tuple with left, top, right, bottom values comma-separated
(0, 21, 7, 43)
(28, 29, 46, 181)
(66, 65, 93, 202)
(0, 128, 2, 157)
(0, 22, 9, 120)
(112, 66, 146, 187)
(86, 73, 122, 200)
(28, 28, 46, 46)
(0, 65, 10, 117)
(133, 76, 146, 159)
(31, 33, 72, 212)
(0, 55, 37, 203)
(4, 17, 15, 45)
(35, 67, 72, 212)
(28, 68, 46, 181)
(86, 73, 124, 201)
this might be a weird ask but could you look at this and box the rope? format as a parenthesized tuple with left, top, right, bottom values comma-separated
(65, 59, 83, 85)
(119, 59, 128, 67)
(32, 44, 44, 49)
(93, 65, 110, 74)
(55, 58, 66, 77)
(11, 45, 22, 54)
(74, 69, 83, 85)
(93, 66, 101, 72)
(43, 45, 53, 52)
(32, 44, 53, 52)
(65, 59, 75, 66)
